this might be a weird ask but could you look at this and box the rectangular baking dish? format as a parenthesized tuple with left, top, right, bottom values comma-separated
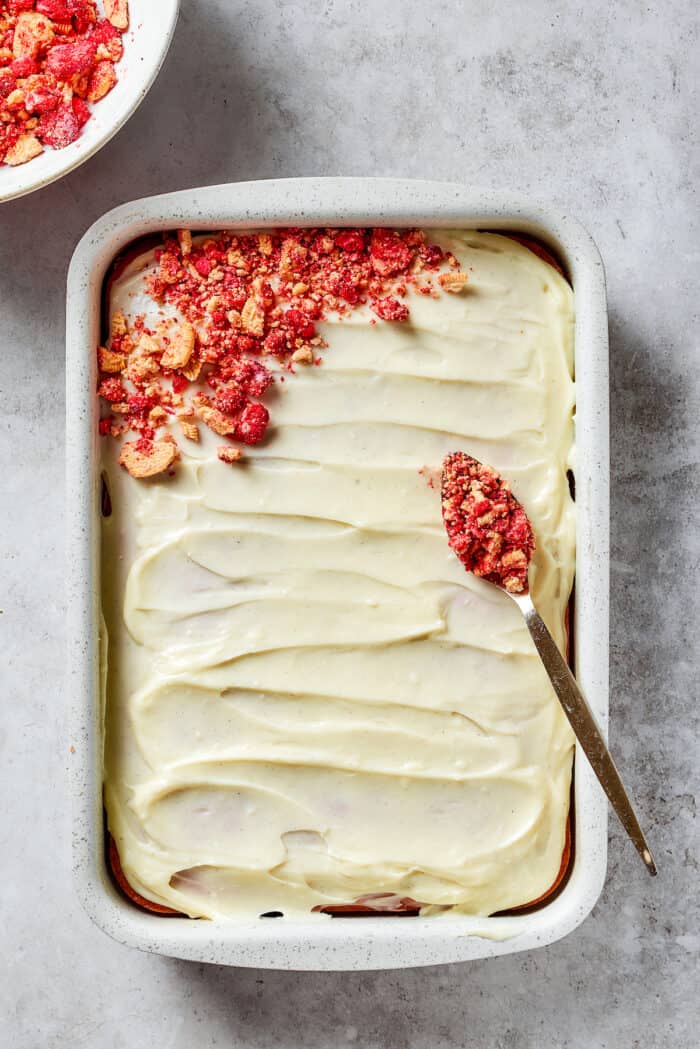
(66, 177, 609, 970)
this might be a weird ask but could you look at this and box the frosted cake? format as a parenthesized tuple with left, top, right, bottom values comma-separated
(99, 227, 576, 919)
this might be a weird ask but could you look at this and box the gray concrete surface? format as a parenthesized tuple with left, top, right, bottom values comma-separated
(1, 1, 698, 1045)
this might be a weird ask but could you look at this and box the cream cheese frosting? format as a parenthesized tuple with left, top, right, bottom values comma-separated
(101, 230, 576, 919)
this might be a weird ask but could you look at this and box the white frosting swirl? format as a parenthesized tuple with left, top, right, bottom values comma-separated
(101, 230, 576, 919)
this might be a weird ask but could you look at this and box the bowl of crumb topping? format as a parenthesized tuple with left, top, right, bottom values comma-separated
(0, 0, 179, 203)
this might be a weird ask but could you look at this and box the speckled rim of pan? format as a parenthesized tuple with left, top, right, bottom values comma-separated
(65, 178, 609, 970)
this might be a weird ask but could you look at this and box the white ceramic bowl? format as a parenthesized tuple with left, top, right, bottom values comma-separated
(0, 0, 179, 203)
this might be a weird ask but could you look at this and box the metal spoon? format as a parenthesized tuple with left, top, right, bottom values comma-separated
(506, 584, 657, 875)
(441, 452, 657, 876)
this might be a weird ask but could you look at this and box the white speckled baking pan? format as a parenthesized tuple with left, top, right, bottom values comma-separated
(66, 178, 609, 969)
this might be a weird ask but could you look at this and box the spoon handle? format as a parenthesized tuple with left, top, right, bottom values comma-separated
(516, 593, 657, 876)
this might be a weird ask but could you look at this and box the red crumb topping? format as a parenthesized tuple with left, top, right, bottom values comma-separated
(371, 296, 409, 322)
(0, 0, 128, 167)
(235, 401, 269, 445)
(441, 452, 535, 593)
(99, 227, 453, 476)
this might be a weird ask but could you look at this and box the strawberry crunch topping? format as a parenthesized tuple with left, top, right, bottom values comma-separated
(441, 452, 535, 593)
(100, 227, 463, 478)
(0, 0, 127, 167)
